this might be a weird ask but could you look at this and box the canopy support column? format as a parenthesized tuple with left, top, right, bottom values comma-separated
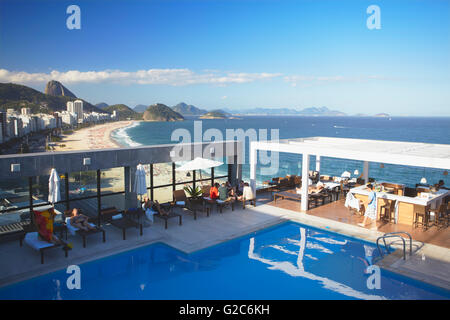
(363, 161, 369, 184)
(250, 143, 257, 196)
(301, 154, 310, 212)
(315, 155, 321, 173)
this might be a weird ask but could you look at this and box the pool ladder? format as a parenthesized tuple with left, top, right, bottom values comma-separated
(376, 232, 412, 260)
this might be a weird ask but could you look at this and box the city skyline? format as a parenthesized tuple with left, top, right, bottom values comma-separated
(0, 0, 449, 116)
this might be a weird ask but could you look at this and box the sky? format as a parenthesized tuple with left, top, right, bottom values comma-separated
(0, 0, 449, 116)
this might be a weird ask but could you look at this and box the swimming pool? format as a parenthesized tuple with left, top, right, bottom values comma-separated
(0, 222, 448, 300)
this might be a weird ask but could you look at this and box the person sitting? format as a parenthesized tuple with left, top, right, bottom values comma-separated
(141, 196, 157, 223)
(210, 183, 219, 200)
(219, 182, 235, 201)
(435, 180, 449, 190)
(70, 208, 96, 232)
(236, 180, 245, 197)
(154, 200, 169, 216)
(238, 182, 254, 201)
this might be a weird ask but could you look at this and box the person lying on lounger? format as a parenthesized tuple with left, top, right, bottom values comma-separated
(296, 184, 324, 194)
(70, 208, 96, 231)
(154, 200, 170, 216)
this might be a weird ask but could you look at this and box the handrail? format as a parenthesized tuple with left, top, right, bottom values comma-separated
(382, 231, 412, 256)
(377, 235, 407, 260)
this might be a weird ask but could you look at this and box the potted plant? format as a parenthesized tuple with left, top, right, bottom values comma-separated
(184, 185, 203, 199)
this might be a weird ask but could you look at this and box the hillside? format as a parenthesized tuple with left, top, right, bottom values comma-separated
(44, 80, 77, 98)
(134, 104, 148, 113)
(0, 82, 102, 114)
(172, 102, 207, 116)
(228, 106, 346, 116)
(143, 104, 184, 121)
(95, 102, 109, 110)
(103, 104, 141, 120)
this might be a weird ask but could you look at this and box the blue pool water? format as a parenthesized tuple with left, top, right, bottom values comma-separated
(0, 222, 448, 300)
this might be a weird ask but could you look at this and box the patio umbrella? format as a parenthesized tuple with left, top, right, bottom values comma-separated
(341, 171, 351, 178)
(175, 157, 223, 183)
(48, 168, 61, 204)
(134, 164, 148, 201)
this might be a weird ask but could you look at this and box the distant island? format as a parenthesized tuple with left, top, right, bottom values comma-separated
(374, 113, 390, 118)
(228, 106, 347, 116)
(143, 104, 184, 121)
(172, 102, 207, 116)
(200, 110, 228, 119)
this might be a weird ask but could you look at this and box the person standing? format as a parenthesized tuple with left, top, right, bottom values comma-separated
(358, 184, 378, 230)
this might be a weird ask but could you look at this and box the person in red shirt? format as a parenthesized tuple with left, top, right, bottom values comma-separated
(209, 183, 220, 199)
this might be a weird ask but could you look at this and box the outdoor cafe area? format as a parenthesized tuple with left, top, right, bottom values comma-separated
(251, 137, 450, 244)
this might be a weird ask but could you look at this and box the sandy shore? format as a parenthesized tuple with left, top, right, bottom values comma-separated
(51, 121, 218, 204)
(54, 121, 133, 151)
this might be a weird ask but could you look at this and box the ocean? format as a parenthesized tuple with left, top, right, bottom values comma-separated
(111, 116, 450, 188)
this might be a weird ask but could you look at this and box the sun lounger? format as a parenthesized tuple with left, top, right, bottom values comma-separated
(273, 190, 317, 209)
(0, 221, 30, 245)
(101, 207, 143, 240)
(154, 203, 182, 229)
(65, 216, 106, 248)
(23, 232, 69, 264)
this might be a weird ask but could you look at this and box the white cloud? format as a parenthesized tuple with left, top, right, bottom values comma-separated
(284, 74, 391, 87)
(0, 68, 281, 86)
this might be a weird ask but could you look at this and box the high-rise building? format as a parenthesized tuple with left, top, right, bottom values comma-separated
(67, 100, 84, 122)
(21, 107, 31, 115)
(0, 112, 7, 141)
(67, 101, 74, 113)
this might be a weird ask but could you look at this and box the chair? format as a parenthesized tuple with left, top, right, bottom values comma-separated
(101, 207, 143, 240)
(434, 203, 449, 228)
(173, 190, 198, 219)
(216, 197, 235, 213)
(380, 199, 396, 223)
(237, 186, 256, 209)
(339, 181, 349, 200)
(414, 205, 431, 230)
(64, 210, 106, 248)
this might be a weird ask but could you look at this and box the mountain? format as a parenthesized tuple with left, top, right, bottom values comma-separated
(227, 106, 346, 116)
(143, 104, 184, 121)
(297, 106, 346, 116)
(200, 110, 228, 119)
(44, 80, 77, 98)
(95, 102, 109, 110)
(0, 82, 102, 114)
(103, 104, 141, 120)
(374, 113, 390, 118)
(172, 102, 207, 116)
(133, 104, 148, 113)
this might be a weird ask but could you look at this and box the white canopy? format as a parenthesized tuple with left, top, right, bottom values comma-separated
(175, 157, 223, 172)
(48, 168, 61, 204)
(133, 164, 148, 196)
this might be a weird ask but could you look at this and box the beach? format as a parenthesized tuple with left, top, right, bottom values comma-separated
(52, 120, 214, 204)
(54, 121, 133, 151)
